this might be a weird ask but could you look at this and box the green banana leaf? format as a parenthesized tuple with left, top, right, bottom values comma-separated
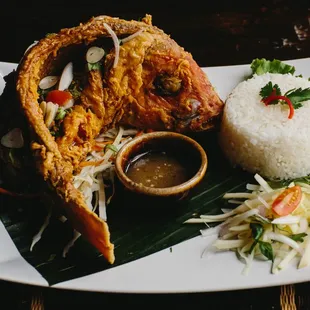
(0, 130, 254, 285)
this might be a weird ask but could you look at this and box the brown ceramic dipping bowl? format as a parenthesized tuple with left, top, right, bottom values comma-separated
(115, 131, 208, 200)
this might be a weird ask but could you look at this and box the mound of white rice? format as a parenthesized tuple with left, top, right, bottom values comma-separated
(219, 73, 310, 180)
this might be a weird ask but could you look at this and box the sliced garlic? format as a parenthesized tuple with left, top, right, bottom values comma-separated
(39, 101, 47, 116)
(1, 128, 24, 148)
(45, 102, 59, 128)
(58, 62, 73, 91)
(86, 46, 105, 64)
(39, 76, 59, 90)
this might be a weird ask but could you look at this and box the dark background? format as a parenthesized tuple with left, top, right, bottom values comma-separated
(1, 0, 310, 67)
(1, 0, 310, 309)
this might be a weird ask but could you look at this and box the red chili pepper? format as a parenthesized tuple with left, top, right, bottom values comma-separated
(262, 95, 294, 119)
(262, 89, 277, 106)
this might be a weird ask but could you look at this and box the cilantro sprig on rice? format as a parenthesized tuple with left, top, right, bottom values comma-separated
(260, 81, 310, 119)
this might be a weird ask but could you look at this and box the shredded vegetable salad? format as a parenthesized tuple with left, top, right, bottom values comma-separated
(30, 126, 140, 257)
(185, 173, 310, 274)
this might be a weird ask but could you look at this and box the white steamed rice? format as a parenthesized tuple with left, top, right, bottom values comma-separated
(219, 73, 310, 180)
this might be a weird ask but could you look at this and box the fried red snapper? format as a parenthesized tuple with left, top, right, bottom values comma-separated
(8, 15, 224, 263)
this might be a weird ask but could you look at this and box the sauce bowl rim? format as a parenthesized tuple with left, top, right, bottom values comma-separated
(114, 131, 208, 197)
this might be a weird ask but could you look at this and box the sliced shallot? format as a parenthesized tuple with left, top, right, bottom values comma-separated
(39, 101, 47, 116)
(62, 98, 75, 110)
(103, 23, 120, 68)
(1, 128, 24, 148)
(86, 46, 105, 64)
(58, 62, 73, 91)
(298, 217, 309, 233)
(121, 29, 144, 44)
(271, 215, 301, 225)
(39, 76, 59, 90)
(265, 232, 303, 254)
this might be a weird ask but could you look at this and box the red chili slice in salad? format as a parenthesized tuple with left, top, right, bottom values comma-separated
(46, 90, 72, 106)
(272, 185, 302, 216)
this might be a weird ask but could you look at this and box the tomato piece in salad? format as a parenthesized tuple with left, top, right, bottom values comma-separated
(272, 185, 302, 216)
(46, 90, 72, 106)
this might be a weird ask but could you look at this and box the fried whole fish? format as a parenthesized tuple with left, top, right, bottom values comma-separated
(3, 15, 223, 263)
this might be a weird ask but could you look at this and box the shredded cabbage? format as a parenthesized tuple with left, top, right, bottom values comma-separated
(30, 207, 52, 252)
(30, 126, 138, 256)
(185, 173, 310, 274)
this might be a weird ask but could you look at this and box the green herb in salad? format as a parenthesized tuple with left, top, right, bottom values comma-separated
(289, 233, 308, 242)
(105, 144, 118, 153)
(184, 173, 310, 275)
(68, 80, 82, 100)
(249, 223, 264, 253)
(258, 241, 274, 262)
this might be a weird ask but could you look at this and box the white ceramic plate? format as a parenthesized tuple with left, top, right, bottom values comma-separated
(1, 58, 310, 293)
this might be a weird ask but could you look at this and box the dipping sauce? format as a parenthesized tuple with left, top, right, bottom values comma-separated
(125, 151, 189, 188)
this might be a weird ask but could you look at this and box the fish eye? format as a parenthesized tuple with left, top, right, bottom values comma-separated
(153, 74, 182, 96)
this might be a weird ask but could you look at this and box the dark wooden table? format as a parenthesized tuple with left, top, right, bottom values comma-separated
(1, 0, 310, 309)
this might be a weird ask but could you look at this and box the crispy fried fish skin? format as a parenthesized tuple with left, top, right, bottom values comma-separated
(15, 15, 223, 264)
(107, 31, 224, 132)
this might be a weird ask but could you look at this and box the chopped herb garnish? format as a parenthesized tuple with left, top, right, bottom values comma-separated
(259, 82, 281, 104)
(87, 62, 101, 71)
(68, 80, 82, 100)
(289, 175, 310, 185)
(289, 233, 307, 242)
(37, 88, 49, 101)
(105, 144, 118, 153)
(269, 174, 310, 188)
(251, 223, 264, 240)
(55, 108, 67, 121)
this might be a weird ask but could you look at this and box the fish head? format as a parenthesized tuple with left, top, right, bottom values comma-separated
(129, 33, 225, 132)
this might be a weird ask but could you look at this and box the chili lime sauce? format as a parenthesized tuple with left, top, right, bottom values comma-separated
(125, 151, 189, 188)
